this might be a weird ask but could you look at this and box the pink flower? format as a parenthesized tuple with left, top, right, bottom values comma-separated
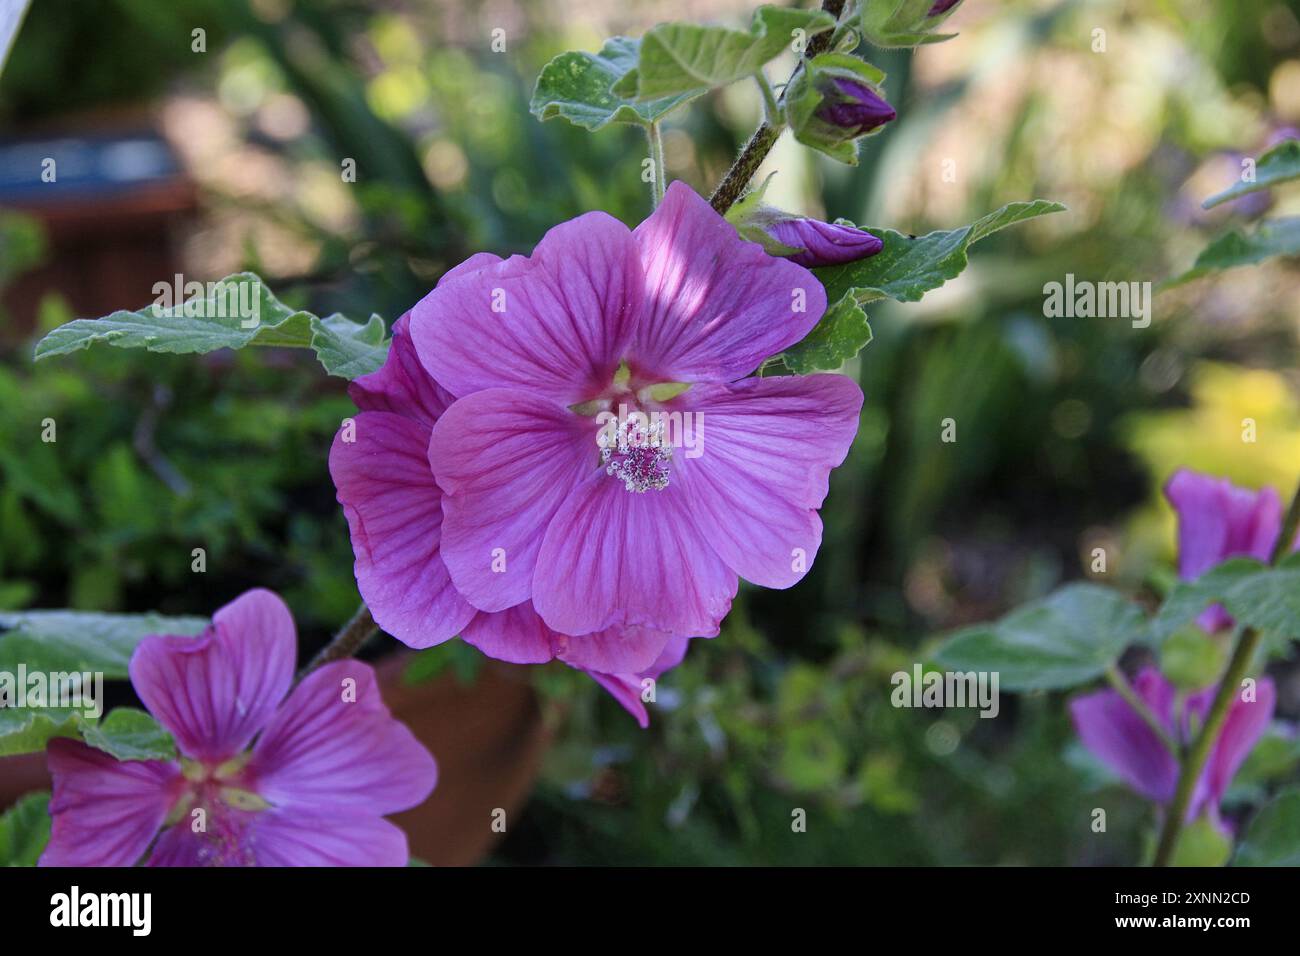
(1164, 469, 1298, 631)
(330, 182, 862, 678)
(1070, 667, 1274, 824)
(39, 589, 436, 867)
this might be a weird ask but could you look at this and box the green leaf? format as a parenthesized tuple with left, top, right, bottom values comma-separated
(611, 6, 836, 101)
(0, 708, 84, 758)
(1170, 814, 1232, 867)
(80, 708, 176, 762)
(530, 37, 706, 130)
(0, 609, 207, 680)
(1152, 555, 1300, 644)
(1164, 217, 1300, 287)
(0, 791, 50, 867)
(814, 200, 1066, 308)
(1235, 787, 1300, 866)
(33, 272, 390, 380)
(1203, 139, 1300, 209)
(780, 293, 872, 373)
(932, 583, 1146, 691)
(310, 313, 388, 379)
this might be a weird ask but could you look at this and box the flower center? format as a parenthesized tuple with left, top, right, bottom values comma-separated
(599, 416, 672, 493)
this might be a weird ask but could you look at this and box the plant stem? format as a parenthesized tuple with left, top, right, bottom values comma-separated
(646, 121, 666, 208)
(1151, 477, 1300, 866)
(298, 602, 378, 682)
(1106, 664, 1178, 756)
(754, 71, 780, 124)
(709, 0, 847, 214)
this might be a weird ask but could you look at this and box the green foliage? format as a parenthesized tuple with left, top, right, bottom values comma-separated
(815, 201, 1067, 307)
(781, 295, 872, 373)
(34, 274, 389, 380)
(610, 6, 835, 101)
(530, 37, 706, 130)
(933, 584, 1146, 690)
(786, 202, 1064, 371)
(0, 792, 50, 867)
(80, 708, 176, 762)
(1153, 554, 1300, 644)
(0, 609, 207, 679)
(1165, 218, 1300, 287)
(859, 0, 962, 48)
(1202, 139, 1300, 209)
(1168, 814, 1232, 867)
(1235, 788, 1300, 866)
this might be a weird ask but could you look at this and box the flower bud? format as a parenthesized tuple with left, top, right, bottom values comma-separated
(766, 217, 883, 268)
(725, 178, 885, 267)
(785, 54, 895, 165)
(861, 0, 963, 48)
(814, 75, 896, 136)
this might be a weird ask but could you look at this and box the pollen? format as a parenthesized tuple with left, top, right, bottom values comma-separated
(599, 417, 672, 493)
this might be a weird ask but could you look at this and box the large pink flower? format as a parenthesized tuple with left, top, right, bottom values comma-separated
(39, 589, 436, 867)
(330, 182, 862, 678)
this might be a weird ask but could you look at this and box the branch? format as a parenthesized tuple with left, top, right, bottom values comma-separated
(708, 0, 848, 214)
(297, 603, 378, 683)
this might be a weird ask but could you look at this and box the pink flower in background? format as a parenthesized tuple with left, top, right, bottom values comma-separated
(331, 181, 863, 683)
(1164, 469, 1298, 631)
(40, 589, 436, 867)
(1070, 667, 1274, 825)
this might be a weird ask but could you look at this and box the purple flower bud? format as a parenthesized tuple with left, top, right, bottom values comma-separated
(814, 76, 896, 137)
(928, 0, 962, 15)
(766, 217, 884, 268)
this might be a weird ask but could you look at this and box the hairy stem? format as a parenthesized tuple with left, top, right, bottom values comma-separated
(298, 603, 378, 682)
(1151, 478, 1300, 866)
(647, 121, 666, 208)
(709, 0, 847, 214)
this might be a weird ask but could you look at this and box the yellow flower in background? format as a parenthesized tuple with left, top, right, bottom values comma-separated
(1121, 362, 1300, 571)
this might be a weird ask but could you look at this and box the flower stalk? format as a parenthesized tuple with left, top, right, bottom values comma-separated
(709, 0, 848, 214)
(1151, 477, 1300, 866)
(300, 602, 378, 680)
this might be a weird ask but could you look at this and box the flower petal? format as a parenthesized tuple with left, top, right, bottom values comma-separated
(1069, 669, 1179, 803)
(347, 313, 457, 429)
(430, 388, 595, 612)
(147, 809, 409, 867)
(631, 181, 826, 383)
(670, 374, 862, 588)
(247, 660, 437, 815)
(128, 589, 296, 762)
(329, 410, 476, 649)
(410, 213, 642, 404)
(461, 601, 674, 673)
(532, 469, 737, 638)
(1165, 469, 1282, 579)
(1201, 677, 1275, 810)
(585, 634, 695, 728)
(40, 739, 182, 867)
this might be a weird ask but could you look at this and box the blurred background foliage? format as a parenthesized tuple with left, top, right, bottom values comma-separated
(1, 0, 1299, 864)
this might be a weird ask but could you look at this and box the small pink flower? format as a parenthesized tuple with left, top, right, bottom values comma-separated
(330, 182, 863, 677)
(1164, 469, 1298, 631)
(1070, 667, 1274, 824)
(39, 589, 436, 867)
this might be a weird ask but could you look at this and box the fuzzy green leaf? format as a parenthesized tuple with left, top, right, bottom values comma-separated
(612, 6, 835, 101)
(1202, 139, 1300, 209)
(932, 583, 1146, 691)
(530, 36, 706, 130)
